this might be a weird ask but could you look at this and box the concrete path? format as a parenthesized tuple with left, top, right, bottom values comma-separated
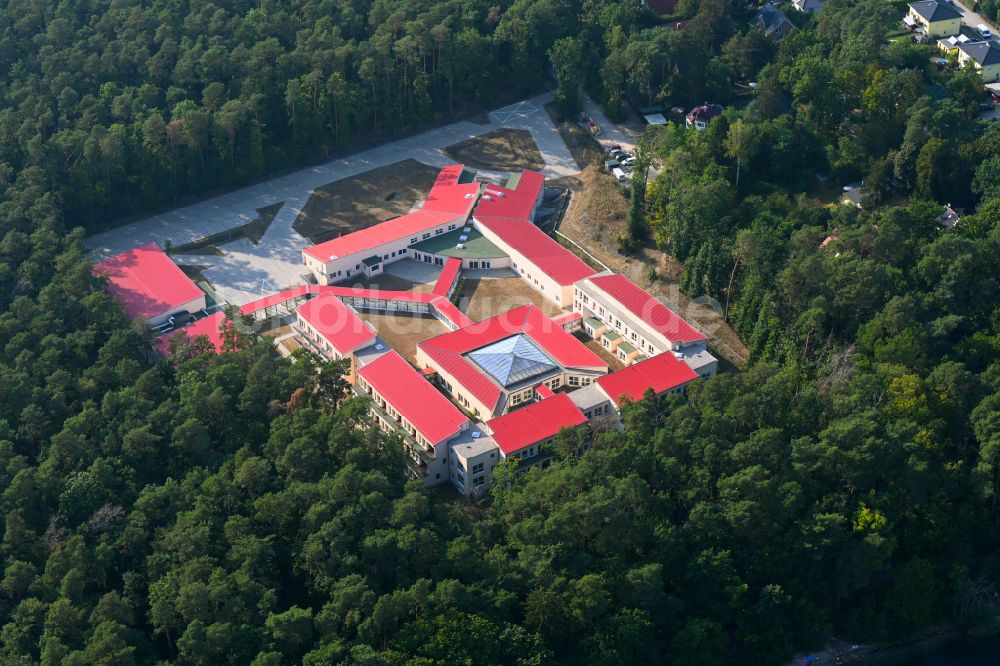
(582, 95, 639, 153)
(86, 91, 592, 306)
(86, 91, 572, 262)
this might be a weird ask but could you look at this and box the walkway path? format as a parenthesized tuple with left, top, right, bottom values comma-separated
(87, 91, 581, 305)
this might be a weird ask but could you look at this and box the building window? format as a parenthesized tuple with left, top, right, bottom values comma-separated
(410, 237, 417, 244)
(448, 224, 456, 230)
(422, 233, 431, 239)
(472, 462, 484, 473)
(473, 475, 484, 487)
(569, 376, 579, 386)
(435, 228, 443, 235)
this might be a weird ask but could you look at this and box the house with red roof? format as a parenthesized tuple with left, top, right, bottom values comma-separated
(93, 243, 206, 326)
(595, 352, 699, 409)
(153, 311, 227, 356)
(294, 292, 378, 363)
(301, 165, 480, 285)
(416, 304, 608, 418)
(485, 392, 587, 461)
(356, 350, 470, 485)
(573, 272, 715, 377)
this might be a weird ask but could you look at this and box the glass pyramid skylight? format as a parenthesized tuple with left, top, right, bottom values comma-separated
(467, 334, 557, 387)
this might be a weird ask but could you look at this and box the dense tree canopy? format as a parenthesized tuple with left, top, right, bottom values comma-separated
(1, 0, 999, 663)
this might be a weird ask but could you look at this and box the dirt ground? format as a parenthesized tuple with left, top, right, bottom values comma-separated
(559, 165, 750, 367)
(445, 128, 545, 172)
(458, 277, 566, 322)
(294, 159, 441, 243)
(359, 312, 450, 364)
(577, 334, 626, 372)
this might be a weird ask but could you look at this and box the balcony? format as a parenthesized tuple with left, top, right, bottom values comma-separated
(351, 384, 436, 469)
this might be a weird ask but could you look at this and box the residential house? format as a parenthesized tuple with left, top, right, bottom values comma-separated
(906, 1, 963, 38)
(685, 103, 723, 130)
(956, 40, 1000, 81)
(792, 0, 825, 13)
(754, 3, 794, 39)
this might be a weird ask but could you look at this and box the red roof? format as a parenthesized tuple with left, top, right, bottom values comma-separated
(474, 170, 545, 221)
(534, 383, 555, 399)
(586, 274, 706, 343)
(431, 257, 463, 298)
(486, 393, 587, 455)
(419, 344, 502, 413)
(296, 292, 377, 356)
(303, 209, 457, 262)
(552, 311, 582, 327)
(302, 165, 478, 263)
(93, 244, 203, 320)
(154, 312, 226, 356)
(240, 285, 314, 315)
(430, 296, 474, 329)
(418, 305, 606, 413)
(357, 351, 468, 445)
(476, 217, 596, 286)
(595, 352, 698, 407)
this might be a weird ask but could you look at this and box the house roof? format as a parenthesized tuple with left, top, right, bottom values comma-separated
(596, 352, 698, 407)
(793, 0, 825, 10)
(486, 393, 587, 455)
(357, 350, 468, 446)
(431, 257, 463, 298)
(296, 292, 377, 356)
(754, 4, 792, 35)
(476, 217, 596, 285)
(303, 165, 479, 263)
(154, 312, 226, 356)
(92, 243, 203, 320)
(474, 170, 545, 221)
(418, 304, 607, 412)
(585, 273, 706, 343)
(957, 40, 1000, 66)
(686, 103, 723, 123)
(908, 1, 962, 22)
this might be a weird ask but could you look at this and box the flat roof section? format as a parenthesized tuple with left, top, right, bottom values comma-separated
(357, 350, 469, 446)
(411, 227, 507, 259)
(486, 393, 587, 455)
(596, 352, 698, 407)
(93, 243, 203, 320)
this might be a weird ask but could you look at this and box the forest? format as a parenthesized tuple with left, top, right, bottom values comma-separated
(1, 0, 999, 663)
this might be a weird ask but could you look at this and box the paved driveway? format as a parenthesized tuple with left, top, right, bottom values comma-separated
(86, 91, 587, 305)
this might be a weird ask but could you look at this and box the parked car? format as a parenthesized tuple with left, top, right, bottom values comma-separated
(978, 24, 992, 38)
(621, 156, 637, 167)
(604, 159, 620, 171)
(609, 149, 626, 160)
(612, 167, 630, 183)
(606, 143, 622, 152)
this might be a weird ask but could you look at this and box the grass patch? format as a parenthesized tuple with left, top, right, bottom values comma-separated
(293, 159, 441, 244)
(444, 128, 545, 172)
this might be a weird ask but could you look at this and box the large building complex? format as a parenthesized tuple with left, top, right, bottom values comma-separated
(96, 163, 719, 496)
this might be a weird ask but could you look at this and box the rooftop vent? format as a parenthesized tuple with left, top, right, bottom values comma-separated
(472, 431, 481, 438)
(483, 195, 493, 201)
(375, 343, 385, 351)
(464, 193, 474, 199)
(456, 243, 465, 249)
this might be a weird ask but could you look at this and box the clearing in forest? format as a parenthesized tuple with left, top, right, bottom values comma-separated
(293, 159, 441, 244)
(444, 128, 545, 172)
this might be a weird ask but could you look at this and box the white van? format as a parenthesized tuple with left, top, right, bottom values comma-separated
(978, 24, 992, 38)
(612, 167, 630, 183)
